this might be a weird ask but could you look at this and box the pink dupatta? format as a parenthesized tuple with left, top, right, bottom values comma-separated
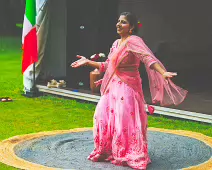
(99, 35, 188, 106)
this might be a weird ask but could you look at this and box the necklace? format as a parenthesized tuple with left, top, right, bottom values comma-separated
(118, 35, 130, 47)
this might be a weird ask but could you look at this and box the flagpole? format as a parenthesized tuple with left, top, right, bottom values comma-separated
(33, 62, 36, 92)
(22, 0, 39, 98)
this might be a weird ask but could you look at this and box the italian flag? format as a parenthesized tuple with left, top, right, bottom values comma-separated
(22, 0, 38, 74)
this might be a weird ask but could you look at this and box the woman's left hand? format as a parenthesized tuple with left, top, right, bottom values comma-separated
(162, 72, 177, 79)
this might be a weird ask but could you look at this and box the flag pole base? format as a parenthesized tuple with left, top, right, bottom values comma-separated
(22, 87, 41, 98)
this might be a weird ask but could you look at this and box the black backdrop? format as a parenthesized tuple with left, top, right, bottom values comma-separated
(66, 0, 119, 90)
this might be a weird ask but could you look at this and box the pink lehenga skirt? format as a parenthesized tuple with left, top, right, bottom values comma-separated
(88, 75, 151, 170)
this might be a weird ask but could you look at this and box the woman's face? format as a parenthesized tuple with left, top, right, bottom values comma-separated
(116, 15, 131, 37)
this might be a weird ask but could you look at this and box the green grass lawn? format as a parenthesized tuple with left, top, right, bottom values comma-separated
(0, 36, 211, 170)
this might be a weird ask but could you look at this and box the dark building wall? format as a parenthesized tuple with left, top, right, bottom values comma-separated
(65, 0, 118, 89)
(119, 0, 212, 92)
(119, 0, 212, 71)
(41, 0, 211, 92)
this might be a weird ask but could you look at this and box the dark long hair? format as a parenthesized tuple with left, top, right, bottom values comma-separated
(120, 12, 138, 34)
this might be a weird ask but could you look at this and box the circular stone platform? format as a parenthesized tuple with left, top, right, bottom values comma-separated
(0, 128, 211, 170)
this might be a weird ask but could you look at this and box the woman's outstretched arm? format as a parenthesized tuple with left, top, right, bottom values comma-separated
(87, 60, 101, 69)
(71, 55, 100, 69)
(132, 51, 177, 79)
(150, 62, 177, 79)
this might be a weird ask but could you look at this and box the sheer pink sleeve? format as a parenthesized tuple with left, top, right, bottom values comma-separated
(99, 59, 110, 73)
(132, 52, 157, 68)
(126, 36, 188, 106)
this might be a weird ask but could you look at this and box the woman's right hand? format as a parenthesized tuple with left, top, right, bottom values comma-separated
(71, 55, 89, 68)
(162, 72, 177, 79)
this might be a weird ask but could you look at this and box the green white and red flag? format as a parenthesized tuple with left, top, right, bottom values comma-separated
(22, 0, 38, 74)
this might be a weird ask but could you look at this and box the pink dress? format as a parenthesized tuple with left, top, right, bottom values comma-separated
(88, 35, 187, 170)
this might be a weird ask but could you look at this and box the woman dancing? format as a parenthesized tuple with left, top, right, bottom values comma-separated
(71, 12, 187, 170)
